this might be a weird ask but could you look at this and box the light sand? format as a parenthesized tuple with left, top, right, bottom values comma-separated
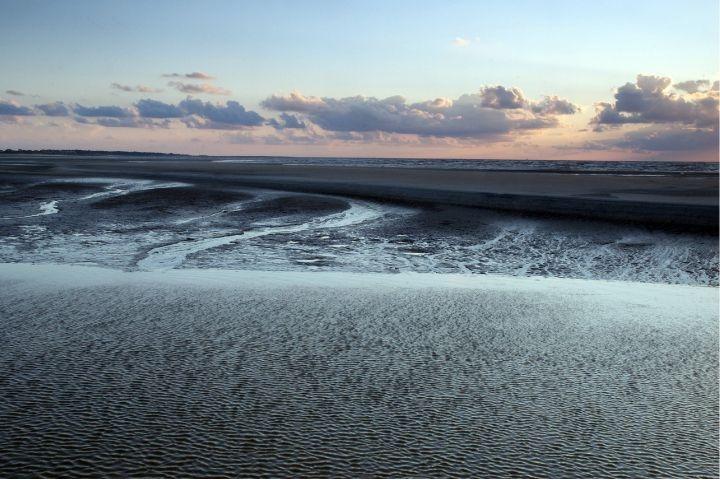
(0, 263, 717, 477)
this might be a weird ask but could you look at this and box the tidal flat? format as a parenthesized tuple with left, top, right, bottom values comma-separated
(0, 264, 718, 478)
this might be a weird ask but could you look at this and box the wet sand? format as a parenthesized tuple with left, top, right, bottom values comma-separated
(2, 156, 718, 229)
(1, 160, 717, 284)
(0, 264, 718, 478)
(1, 157, 717, 478)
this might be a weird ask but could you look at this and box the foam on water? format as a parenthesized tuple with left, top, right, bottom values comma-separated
(35, 200, 58, 216)
(78, 179, 189, 200)
(137, 199, 393, 271)
(1, 200, 59, 220)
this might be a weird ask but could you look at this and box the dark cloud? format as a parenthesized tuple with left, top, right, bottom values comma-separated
(179, 98, 265, 128)
(111, 83, 162, 93)
(531, 96, 580, 115)
(674, 79, 711, 94)
(135, 99, 184, 118)
(5, 90, 24, 97)
(38, 97, 265, 130)
(74, 104, 134, 118)
(261, 88, 577, 138)
(134, 98, 264, 128)
(0, 100, 34, 116)
(267, 112, 306, 130)
(162, 72, 215, 80)
(601, 126, 718, 152)
(168, 81, 230, 95)
(35, 102, 70, 116)
(591, 74, 718, 128)
(587, 74, 719, 155)
(477, 86, 527, 109)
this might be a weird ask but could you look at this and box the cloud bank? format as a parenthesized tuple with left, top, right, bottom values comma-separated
(589, 74, 718, 152)
(261, 87, 579, 138)
(591, 75, 717, 128)
(1, 74, 716, 158)
(0, 97, 265, 130)
(0, 99, 34, 116)
(35, 102, 71, 117)
(73, 104, 135, 118)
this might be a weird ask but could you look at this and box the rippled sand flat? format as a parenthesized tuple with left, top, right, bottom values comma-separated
(1, 264, 717, 478)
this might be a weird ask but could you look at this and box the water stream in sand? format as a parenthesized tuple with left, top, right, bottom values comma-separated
(136, 199, 389, 271)
(0, 200, 59, 220)
(1, 176, 717, 285)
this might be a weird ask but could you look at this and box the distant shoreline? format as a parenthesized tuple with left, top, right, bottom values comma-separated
(1, 149, 195, 157)
(2, 149, 718, 164)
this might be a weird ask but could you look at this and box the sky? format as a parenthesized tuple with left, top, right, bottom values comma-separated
(0, 0, 718, 160)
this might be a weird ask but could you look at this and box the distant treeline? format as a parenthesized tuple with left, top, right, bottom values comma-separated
(0, 149, 200, 157)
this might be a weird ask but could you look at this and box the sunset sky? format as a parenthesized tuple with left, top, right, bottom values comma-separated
(0, 0, 718, 160)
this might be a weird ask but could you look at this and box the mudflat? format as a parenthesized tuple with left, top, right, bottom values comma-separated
(3, 156, 717, 228)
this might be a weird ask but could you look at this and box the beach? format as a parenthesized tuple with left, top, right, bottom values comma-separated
(2, 2, 718, 477)
(0, 263, 718, 477)
(1, 155, 717, 285)
(0, 155, 718, 477)
(2, 156, 717, 229)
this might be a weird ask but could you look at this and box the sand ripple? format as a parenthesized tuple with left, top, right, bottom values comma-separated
(0, 280, 717, 477)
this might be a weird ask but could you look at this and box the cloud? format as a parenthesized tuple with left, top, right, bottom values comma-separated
(5, 90, 25, 97)
(261, 87, 578, 138)
(474, 86, 527, 109)
(586, 74, 719, 155)
(135, 99, 184, 118)
(0, 99, 34, 116)
(16, 96, 265, 130)
(178, 98, 265, 128)
(111, 83, 163, 93)
(74, 104, 134, 118)
(585, 125, 719, 153)
(168, 81, 230, 95)
(267, 112, 306, 130)
(674, 79, 711, 94)
(261, 91, 326, 112)
(74, 116, 170, 129)
(35, 102, 71, 116)
(452, 37, 470, 47)
(591, 74, 718, 129)
(67, 97, 263, 129)
(531, 96, 580, 115)
(162, 72, 215, 80)
(612, 126, 718, 152)
(224, 127, 330, 146)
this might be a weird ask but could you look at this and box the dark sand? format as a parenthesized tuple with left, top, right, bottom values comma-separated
(1, 156, 717, 229)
